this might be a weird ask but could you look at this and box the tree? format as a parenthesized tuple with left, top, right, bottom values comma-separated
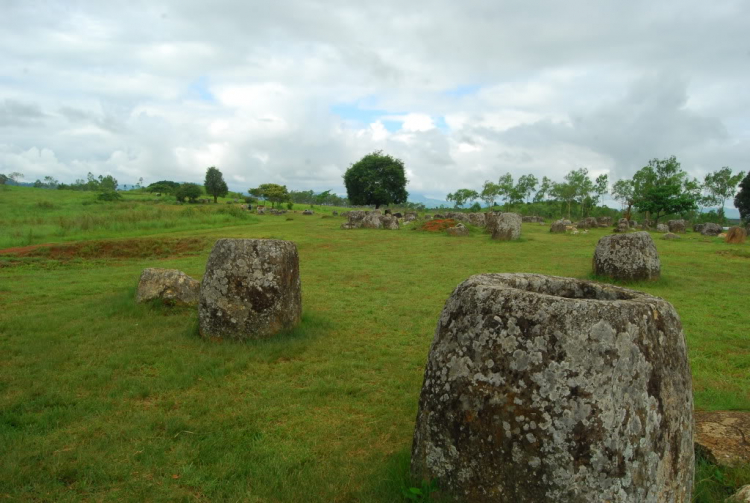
(551, 181, 577, 219)
(176, 183, 203, 203)
(480, 181, 499, 208)
(511, 174, 538, 204)
(0, 174, 7, 185)
(447, 189, 479, 208)
(147, 181, 179, 195)
(704, 167, 746, 224)
(612, 179, 635, 219)
(735, 172, 750, 223)
(99, 175, 118, 191)
(631, 156, 699, 224)
(8, 172, 24, 184)
(204, 166, 229, 203)
(343, 151, 408, 209)
(533, 176, 553, 203)
(496, 173, 514, 209)
(249, 183, 290, 208)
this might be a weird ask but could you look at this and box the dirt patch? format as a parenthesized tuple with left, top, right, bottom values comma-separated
(419, 219, 459, 232)
(695, 411, 750, 465)
(0, 237, 209, 261)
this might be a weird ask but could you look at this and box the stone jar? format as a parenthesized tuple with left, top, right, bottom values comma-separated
(199, 239, 301, 340)
(593, 232, 661, 281)
(411, 273, 693, 502)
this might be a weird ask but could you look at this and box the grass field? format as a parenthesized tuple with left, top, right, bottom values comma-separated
(1, 187, 748, 501)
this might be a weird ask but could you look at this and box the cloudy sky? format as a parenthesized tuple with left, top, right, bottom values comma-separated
(1, 0, 748, 207)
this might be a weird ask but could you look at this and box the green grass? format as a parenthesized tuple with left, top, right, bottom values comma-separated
(0, 187, 748, 501)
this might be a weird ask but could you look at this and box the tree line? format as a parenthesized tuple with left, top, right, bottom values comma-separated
(446, 156, 746, 224)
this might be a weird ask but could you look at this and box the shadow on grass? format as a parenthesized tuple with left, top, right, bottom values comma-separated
(585, 272, 672, 290)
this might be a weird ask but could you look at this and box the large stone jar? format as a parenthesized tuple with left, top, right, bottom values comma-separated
(411, 273, 693, 502)
(593, 232, 660, 281)
(199, 239, 301, 340)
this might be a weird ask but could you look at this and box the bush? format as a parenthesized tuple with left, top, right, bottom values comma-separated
(97, 190, 123, 202)
(287, 202, 294, 210)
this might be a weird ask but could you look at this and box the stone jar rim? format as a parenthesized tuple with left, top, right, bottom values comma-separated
(466, 273, 659, 305)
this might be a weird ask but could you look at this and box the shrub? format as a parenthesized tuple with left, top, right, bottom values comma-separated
(97, 190, 122, 202)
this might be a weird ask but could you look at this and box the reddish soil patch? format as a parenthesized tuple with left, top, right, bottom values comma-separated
(695, 411, 750, 465)
(0, 237, 208, 261)
(421, 219, 458, 232)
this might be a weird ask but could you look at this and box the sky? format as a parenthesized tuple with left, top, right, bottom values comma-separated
(1, 0, 748, 211)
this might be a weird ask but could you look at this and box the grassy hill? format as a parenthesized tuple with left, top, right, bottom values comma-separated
(0, 186, 748, 501)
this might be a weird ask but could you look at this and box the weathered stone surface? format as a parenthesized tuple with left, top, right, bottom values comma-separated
(381, 214, 399, 230)
(616, 218, 630, 233)
(598, 216, 613, 226)
(656, 223, 669, 233)
(694, 411, 750, 466)
(629, 220, 637, 228)
(424, 214, 432, 220)
(198, 239, 301, 340)
(701, 223, 722, 236)
(486, 212, 521, 241)
(576, 217, 598, 229)
(693, 223, 705, 233)
(404, 212, 418, 222)
(522, 215, 544, 223)
(728, 485, 750, 503)
(412, 273, 693, 502)
(550, 220, 566, 233)
(136, 268, 200, 306)
(726, 226, 747, 244)
(362, 212, 383, 229)
(433, 213, 445, 219)
(593, 232, 661, 281)
(446, 223, 469, 237)
(662, 232, 680, 240)
(394, 212, 403, 218)
(467, 213, 487, 227)
(668, 219, 686, 233)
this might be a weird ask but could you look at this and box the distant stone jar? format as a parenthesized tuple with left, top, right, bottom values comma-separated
(487, 212, 521, 241)
(593, 232, 661, 281)
(411, 273, 693, 502)
(199, 239, 301, 340)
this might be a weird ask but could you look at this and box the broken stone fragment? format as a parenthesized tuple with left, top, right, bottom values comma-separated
(135, 268, 200, 306)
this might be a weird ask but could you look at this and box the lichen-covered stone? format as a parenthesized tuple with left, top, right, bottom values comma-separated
(381, 214, 400, 230)
(198, 239, 301, 340)
(576, 217, 598, 229)
(404, 212, 418, 222)
(662, 232, 680, 240)
(728, 485, 750, 503)
(593, 232, 660, 281)
(486, 212, 522, 241)
(616, 218, 630, 233)
(598, 216, 613, 227)
(701, 223, 723, 236)
(135, 268, 200, 306)
(411, 273, 693, 502)
(446, 223, 469, 237)
(550, 220, 566, 233)
(656, 223, 669, 233)
(668, 219, 686, 233)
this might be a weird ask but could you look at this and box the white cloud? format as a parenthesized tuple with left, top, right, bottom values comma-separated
(0, 0, 748, 200)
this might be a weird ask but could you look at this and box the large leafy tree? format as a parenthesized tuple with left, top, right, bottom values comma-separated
(147, 180, 180, 195)
(343, 151, 408, 209)
(533, 176, 553, 203)
(496, 173, 514, 209)
(204, 166, 229, 203)
(551, 181, 577, 219)
(249, 183, 290, 208)
(612, 179, 635, 219)
(446, 188, 479, 208)
(631, 156, 699, 224)
(734, 172, 750, 223)
(703, 167, 745, 223)
(176, 183, 203, 203)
